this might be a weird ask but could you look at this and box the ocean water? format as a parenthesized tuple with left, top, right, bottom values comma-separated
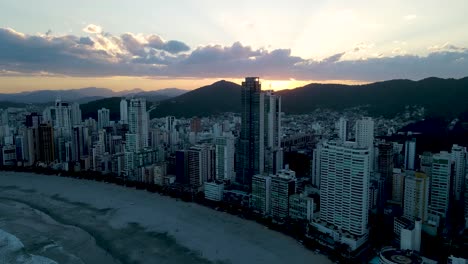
(0, 228, 57, 264)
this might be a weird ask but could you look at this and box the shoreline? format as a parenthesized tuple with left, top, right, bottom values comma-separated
(0, 171, 332, 264)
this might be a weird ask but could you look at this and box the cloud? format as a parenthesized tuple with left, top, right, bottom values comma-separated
(321, 52, 345, 63)
(146, 35, 190, 53)
(83, 24, 102, 34)
(428, 42, 467, 52)
(0, 27, 467, 81)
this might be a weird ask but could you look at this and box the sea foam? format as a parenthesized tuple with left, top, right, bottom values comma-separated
(0, 228, 57, 264)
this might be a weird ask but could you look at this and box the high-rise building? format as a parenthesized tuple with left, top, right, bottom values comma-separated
(120, 99, 128, 124)
(289, 193, 315, 222)
(378, 142, 394, 203)
(311, 143, 322, 188)
(25, 113, 41, 128)
(451, 144, 466, 201)
(54, 98, 72, 137)
(312, 141, 370, 250)
(175, 150, 189, 184)
(263, 90, 282, 175)
(98, 108, 110, 130)
(355, 117, 374, 148)
(215, 133, 235, 181)
(71, 102, 82, 126)
(71, 125, 85, 162)
(355, 117, 374, 172)
(128, 98, 148, 151)
(166, 116, 176, 132)
(188, 144, 215, 189)
(337, 117, 348, 142)
(392, 169, 405, 204)
(236, 77, 264, 187)
(270, 169, 296, 219)
(251, 174, 272, 215)
(190, 116, 201, 133)
(429, 151, 452, 218)
(420, 152, 433, 177)
(404, 138, 417, 170)
(403, 172, 429, 221)
(38, 123, 55, 163)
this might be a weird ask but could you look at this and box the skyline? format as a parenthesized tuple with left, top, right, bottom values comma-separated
(1, 0, 467, 92)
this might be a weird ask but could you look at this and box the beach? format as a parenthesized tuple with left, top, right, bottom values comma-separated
(0, 171, 331, 264)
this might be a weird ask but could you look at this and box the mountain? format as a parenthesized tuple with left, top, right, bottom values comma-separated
(0, 87, 187, 104)
(80, 77, 468, 119)
(150, 80, 242, 118)
(277, 77, 468, 117)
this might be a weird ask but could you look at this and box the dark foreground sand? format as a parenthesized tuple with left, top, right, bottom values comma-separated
(0, 172, 331, 264)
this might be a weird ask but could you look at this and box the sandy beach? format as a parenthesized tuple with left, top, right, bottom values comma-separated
(0, 171, 331, 264)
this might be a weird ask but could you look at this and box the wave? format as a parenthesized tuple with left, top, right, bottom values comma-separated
(0, 228, 57, 264)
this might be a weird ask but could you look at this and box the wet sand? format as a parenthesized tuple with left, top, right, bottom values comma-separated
(0, 171, 331, 264)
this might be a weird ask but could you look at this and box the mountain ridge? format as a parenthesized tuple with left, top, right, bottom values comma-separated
(0, 87, 188, 103)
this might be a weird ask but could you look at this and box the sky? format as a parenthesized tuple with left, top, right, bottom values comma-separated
(0, 0, 467, 92)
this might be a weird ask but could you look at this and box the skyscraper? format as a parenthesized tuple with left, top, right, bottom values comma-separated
(355, 117, 374, 149)
(251, 174, 272, 215)
(120, 99, 128, 124)
(71, 102, 82, 126)
(404, 138, 417, 170)
(378, 142, 394, 203)
(54, 98, 72, 162)
(337, 117, 348, 142)
(39, 123, 55, 163)
(54, 98, 72, 137)
(215, 133, 235, 181)
(451, 144, 466, 201)
(98, 108, 110, 130)
(429, 151, 452, 218)
(355, 117, 374, 172)
(188, 144, 215, 189)
(128, 98, 148, 151)
(313, 141, 370, 249)
(270, 169, 296, 219)
(236, 77, 264, 187)
(403, 172, 429, 221)
(263, 90, 282, 175)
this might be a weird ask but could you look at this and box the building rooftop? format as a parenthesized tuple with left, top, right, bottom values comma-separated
(379, 248, 422, 264)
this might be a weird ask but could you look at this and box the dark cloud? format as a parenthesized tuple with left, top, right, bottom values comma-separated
(0, 27, 467, 81)
(321, 52, 345, 64)
(79, 37, 94, 46)
(146, 34, 190, 54)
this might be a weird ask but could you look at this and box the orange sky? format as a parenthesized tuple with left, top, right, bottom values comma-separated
(0, 76, 367, 93)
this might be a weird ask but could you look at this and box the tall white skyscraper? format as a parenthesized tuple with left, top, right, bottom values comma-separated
(263, 90, 282, 174)
(404, 139, 416, 170)
(120, 99, 128, 124)
(71, 102, 82, 126)
(215, 133, 235, 181)
(355, 117, 374, 148)
(128, 98, 148, 151)
(429, 151, 452, 218)
(316, 141, 370, 241)
(403, 172, 429, 221)
(451, 144, 466, 201)
(337, 117, 348, 142)
(97, 108, 110, 130)
(54, 98, 72, 162)
(355, 117, 374, 172)
(54, 98, 72, 137)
